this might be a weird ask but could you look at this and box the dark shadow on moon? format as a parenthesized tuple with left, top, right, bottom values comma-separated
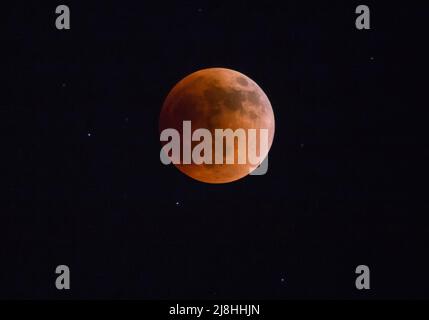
(203, 83, 265, 121)
(204, 85, 246, 112)
(246, 91, 261, 107)
(236, 76, 249, 86)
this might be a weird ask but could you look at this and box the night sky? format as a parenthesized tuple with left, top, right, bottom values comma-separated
(2, 1, 428, 299)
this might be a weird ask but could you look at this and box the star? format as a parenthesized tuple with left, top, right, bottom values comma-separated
(370, 56, 374, 61)
(176, 201, 180, 206)
(87, 133, 92, 137)
(61, 83, 67, 88)
(281, 277, 286, 283)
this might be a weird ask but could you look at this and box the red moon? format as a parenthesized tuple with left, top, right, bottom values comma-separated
(159, 68, 275, 184)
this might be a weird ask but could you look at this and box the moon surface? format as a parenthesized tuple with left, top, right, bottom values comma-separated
(159, 68, 275, 184)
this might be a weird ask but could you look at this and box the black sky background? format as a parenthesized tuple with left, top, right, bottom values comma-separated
(2, 1, 428, 299)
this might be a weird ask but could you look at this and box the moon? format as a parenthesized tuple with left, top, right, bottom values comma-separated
(159, 68, 275, 184)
